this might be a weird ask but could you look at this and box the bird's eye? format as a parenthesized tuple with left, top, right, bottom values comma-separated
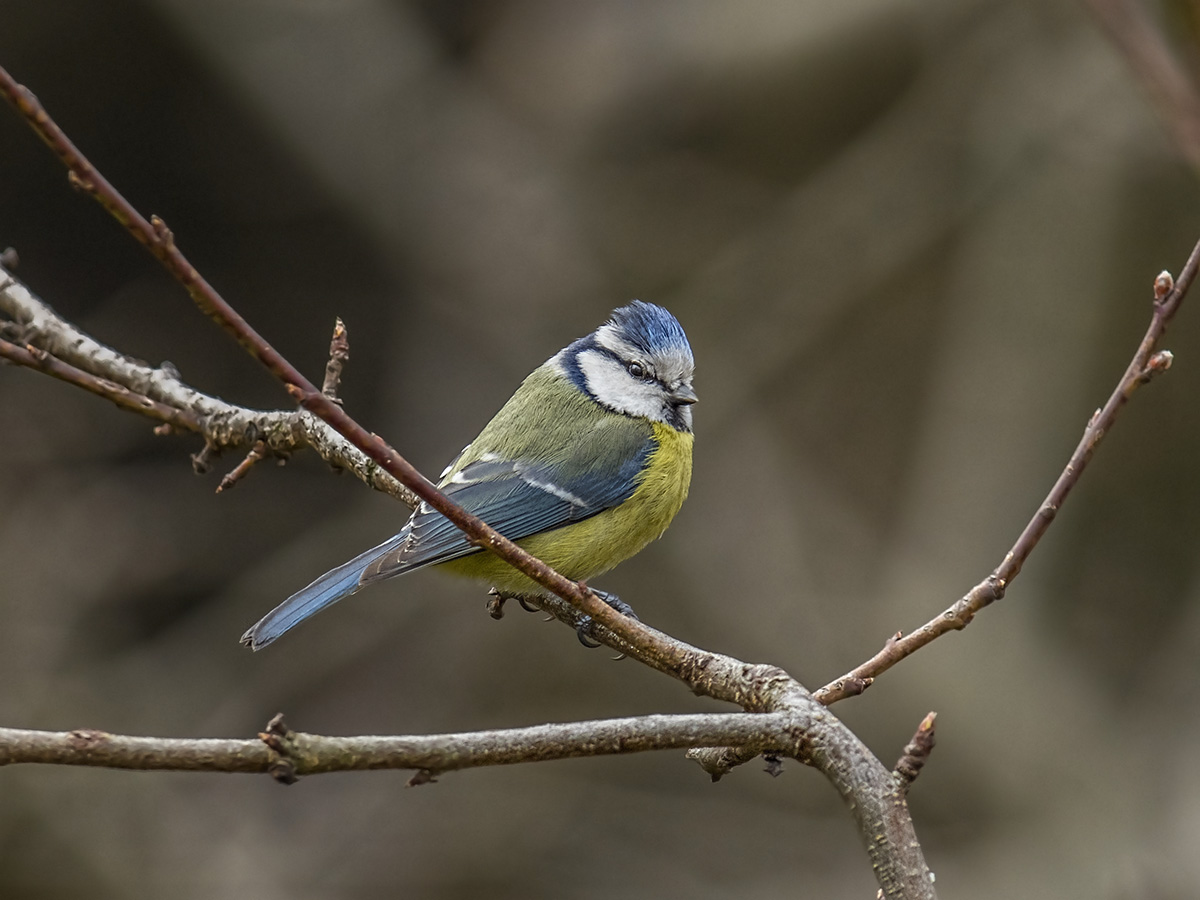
(626, 362, 647, 379)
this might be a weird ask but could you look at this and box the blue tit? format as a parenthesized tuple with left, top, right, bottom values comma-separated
(241, 300, 696, 650)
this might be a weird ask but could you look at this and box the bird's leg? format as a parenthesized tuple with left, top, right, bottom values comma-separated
(574, 587, 639, 648)
(496, 584, 637, 650)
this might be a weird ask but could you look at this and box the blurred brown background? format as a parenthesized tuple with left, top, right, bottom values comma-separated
(2, 1, 1200, 897)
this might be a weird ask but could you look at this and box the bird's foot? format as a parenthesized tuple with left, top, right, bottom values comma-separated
(575, 588, 639, 648)
(591, 589, 639, 620)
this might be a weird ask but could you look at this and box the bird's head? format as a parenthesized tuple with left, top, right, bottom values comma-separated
(558, 301, 697, 432)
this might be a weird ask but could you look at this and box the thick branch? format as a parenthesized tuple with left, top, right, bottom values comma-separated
(0, 702, 932, 896)
(0, 714, 793, 775)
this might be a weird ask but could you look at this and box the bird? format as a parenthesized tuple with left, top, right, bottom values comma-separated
(240, 300, 696, 650)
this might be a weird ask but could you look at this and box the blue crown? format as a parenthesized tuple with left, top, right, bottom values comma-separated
(608, 301, 692, 359)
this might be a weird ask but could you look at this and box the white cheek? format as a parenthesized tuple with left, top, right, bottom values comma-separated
(577, 350, 662, 420)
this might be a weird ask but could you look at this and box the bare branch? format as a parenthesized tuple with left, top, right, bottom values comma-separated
(0, 265, 418, 505)
(815, 244, 1200, 705)
(0, 698, 934, 897)
(0, 713, 792, 776)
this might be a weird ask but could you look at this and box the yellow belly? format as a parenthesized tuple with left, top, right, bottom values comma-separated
(440, 422, 693, 594)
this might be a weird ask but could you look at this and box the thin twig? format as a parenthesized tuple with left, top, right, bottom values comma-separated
(322, 317, 349, 401)
(894, 712, 937, 793)
(815, 254, 1200, 705)
(216, 440, 268, 493)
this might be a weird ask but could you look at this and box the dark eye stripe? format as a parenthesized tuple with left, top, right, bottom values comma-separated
(593, 344, 655, 380)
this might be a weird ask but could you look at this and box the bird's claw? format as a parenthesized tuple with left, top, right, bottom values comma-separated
(576, 616, 603, 648)
(516, 595, 541, 613)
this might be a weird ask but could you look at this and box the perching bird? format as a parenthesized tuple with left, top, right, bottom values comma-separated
(241, 301, 696, 650)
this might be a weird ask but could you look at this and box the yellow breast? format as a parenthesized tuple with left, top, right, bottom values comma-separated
(441, 422, 693, 594)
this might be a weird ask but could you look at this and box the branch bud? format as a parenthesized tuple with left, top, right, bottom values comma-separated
(1155, 270, 1174, 300)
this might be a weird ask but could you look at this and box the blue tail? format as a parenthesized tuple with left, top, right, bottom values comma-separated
(240, 533, 406, 650)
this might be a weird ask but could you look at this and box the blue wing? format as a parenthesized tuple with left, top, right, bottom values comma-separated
(242, 431, 654, 650)
(360, 445, 652, 582)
